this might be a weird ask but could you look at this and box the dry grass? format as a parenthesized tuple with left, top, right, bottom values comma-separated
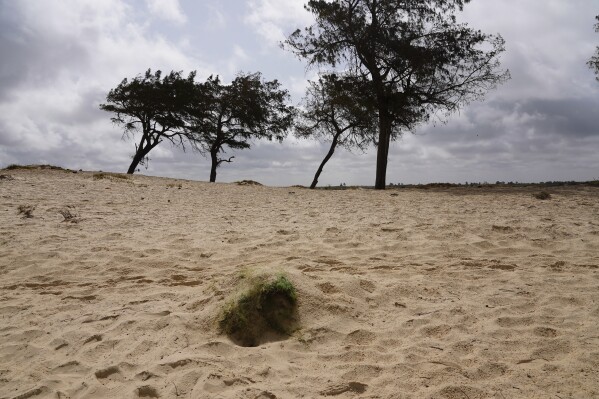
(17, 205, 36, 218)
(533, 191, 551, 200)
(236, 180, 262, 186)
(92, 172, 130, 181)
(4, 164, 67, 171)
(58, 208, 81, 223)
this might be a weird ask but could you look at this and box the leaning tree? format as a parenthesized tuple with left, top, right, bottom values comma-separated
(297, 73, 377, 188)
(100, 69, 198, 174)
(287, 0, 509, 189)
(187, 72, 295, 182)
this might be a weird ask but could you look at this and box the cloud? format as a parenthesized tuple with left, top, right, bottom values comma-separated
(146, 0, 187, 24)
(0, 0, 207, 171)
(245, 0, 313, 44)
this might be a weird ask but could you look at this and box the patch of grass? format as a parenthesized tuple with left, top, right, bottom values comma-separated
(5, 164, 37, 170)
(219, 274, 298, 347)
(17, 205, 36, 218)
(4, 164, 66, 171)
(92, 172, 130, 181)
(166, 183, 182, 189)
(236, 180, 262, 186)
(533, 191, 551, 200)
(58, 208, 80, 223)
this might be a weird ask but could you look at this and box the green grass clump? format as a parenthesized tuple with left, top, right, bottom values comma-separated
(220, 274, 298, 347)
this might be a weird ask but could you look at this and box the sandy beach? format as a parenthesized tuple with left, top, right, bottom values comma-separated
(1, 168, 598, 398)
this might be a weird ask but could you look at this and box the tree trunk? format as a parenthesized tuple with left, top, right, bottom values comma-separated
(127, 137, 153, 174)
(209, 149, 218, 182)
(310, 133, 340, 189)
(374, 109, 391, 190)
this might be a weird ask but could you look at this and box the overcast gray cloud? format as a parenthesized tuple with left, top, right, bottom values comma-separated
(1, 0, 598, 186)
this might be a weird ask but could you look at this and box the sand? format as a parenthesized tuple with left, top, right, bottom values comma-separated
(0, 168, 598, 399)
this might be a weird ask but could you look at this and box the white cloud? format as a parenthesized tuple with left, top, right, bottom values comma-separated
(146, 0, 187, 24)
(205, 4, 226, 30)
(245, 0, 313, 44)
(0, 0, 208, 171)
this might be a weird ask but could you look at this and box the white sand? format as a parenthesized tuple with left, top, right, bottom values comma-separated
(1, 168, 598, 398)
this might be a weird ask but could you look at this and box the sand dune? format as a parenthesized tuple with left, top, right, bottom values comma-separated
(1, 168, 598, 398)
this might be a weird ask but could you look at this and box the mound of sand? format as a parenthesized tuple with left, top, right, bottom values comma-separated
(0, 169, 598, 398)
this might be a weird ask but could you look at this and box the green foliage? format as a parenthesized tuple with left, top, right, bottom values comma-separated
(219, 274, 298, 347)
(187, 72, 295, 182)
(297, 73, 378, 188)
(286, 0, 509, 188)
(100, 69, 199, 174)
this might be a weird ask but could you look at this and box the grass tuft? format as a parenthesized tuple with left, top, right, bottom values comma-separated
(92, 172, 130, 181)
(219, 274, 298, 347)
(533, 191, 551, 200)
(236, 180, 262, 186)
(17, 205, 36, 218)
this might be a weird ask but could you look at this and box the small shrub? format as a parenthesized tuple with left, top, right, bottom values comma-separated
(236, 180, 262, 186)
(220, 274, 298, 347)
(166, 183, 182, 189)
(533, 191, 551, 200)
(5, 164, 36, 170)
(4, 164, 65, 171)
(58, 209, 80, 223)
(0, 174, 14, 180)
(17, 205, 35, 218)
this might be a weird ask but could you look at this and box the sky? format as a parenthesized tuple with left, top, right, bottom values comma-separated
(0, 0, 598, 186)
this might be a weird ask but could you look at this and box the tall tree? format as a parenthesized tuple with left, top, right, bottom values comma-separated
(286, 0, 509, 189)
(100, 69, 197, 174)
(297, 73, 377, 188)
(188, 72, 295, 182)
(588, 16, 599, 80)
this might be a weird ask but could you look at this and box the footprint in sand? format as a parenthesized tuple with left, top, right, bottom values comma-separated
(95, 365, 123, 381)
(136, 385, 160, 398)
(320, 381, 367, 396)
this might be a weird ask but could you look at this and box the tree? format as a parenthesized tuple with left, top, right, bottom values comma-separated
(286, 0, 509, 189)
(588, 16, 599, 80)
(187, 72, 295, 182)
(100, 69, 198, 174)
(297, 73, 377, 188)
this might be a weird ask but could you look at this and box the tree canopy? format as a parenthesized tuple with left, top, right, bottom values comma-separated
(297, 73, 377, 188)
(100, 69, 198, 174)
(187, 72, 295, 182)
(287, 0, 509, 189)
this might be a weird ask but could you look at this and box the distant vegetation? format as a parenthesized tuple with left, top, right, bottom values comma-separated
(96, 0, 510, 189)
(4, 164, 68, 171)
(100, 70, 294, 181)
(92, 172, 130, 181)
(533, 191, 551, 200)
(286, 0, 509, 189)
